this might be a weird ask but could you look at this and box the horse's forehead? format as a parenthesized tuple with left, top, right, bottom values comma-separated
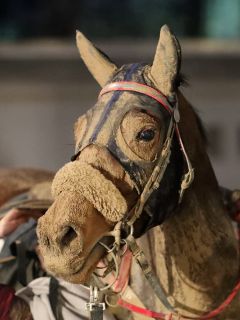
(85, 89, 168, 125)
(112, 63, 149, 82)
(81, 63, 151, 119)
(77, 66, 170, 153)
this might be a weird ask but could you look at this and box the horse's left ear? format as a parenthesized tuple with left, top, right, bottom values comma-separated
(76, 31, 118, 87)
(148, 25, 181, 97)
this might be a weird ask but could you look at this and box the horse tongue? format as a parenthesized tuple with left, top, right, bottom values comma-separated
(51, 162, 127, 222)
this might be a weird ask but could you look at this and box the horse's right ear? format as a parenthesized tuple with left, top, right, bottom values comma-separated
(76, 31, 118, 87)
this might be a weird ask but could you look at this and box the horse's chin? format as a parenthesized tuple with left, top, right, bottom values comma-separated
(44, 237, 112, 284)
(61, 243, 106, 284)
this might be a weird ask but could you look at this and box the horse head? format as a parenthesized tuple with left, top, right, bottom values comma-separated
(37, 25, 213, 285)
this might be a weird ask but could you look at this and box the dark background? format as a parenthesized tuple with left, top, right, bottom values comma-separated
(1, 0, 240, 39)
(0, 0, 204, 39)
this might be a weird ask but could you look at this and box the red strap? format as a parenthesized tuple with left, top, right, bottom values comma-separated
(113, 249, 132, 293)
(118, 298, 166, 319)
(99, 81, 173, 115)
(118, 278, 240, 319)
(96, 249, 132, 294)
(199, 279, 240, 319)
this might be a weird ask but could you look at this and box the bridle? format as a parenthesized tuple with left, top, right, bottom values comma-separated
(72, 76, 194, 226)
(79, 78, 195, 319)
(99, 80, 194, 227)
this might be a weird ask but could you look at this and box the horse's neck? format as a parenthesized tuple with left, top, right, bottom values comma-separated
(130, 93, 239, 317)
(130, 173, 239, 317)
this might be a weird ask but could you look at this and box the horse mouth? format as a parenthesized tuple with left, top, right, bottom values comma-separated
(51, 236, 113, 284)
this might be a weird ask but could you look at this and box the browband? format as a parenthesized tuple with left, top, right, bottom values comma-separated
(99, 81, 174, 115)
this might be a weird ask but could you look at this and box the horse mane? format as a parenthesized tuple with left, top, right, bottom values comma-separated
(174, 72, 187, 89)
(176, 73, 208, 146)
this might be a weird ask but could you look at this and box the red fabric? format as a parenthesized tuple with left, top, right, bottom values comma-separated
(0, 285, 15, 320)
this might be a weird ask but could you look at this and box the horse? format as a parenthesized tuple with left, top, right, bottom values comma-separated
(0, 168, 53, 319)
(37, 25, 240, 319)
(0, 167, 53, 263)
(0, 168, 53, 208)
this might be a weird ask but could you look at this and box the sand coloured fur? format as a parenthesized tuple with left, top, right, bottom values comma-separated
(147, 24, 180, 96)
(76, 31, 118, 87)
(52, 161, 127, 222)
(29, 181, 53, 201)
(0, 168, 53, 207)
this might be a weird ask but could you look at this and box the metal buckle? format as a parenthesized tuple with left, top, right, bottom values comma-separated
(85, 286, 106, 312)
(85, 303, 106, 312)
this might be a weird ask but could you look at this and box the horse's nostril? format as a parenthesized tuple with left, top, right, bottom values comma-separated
(60, 226, 78, 247)
(41, 235, 50, 248)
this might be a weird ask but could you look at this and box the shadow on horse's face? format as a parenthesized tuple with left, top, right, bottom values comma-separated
(37, 25, 182, 283)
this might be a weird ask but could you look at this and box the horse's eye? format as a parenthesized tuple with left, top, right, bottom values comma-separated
(136, 129, 156, 141)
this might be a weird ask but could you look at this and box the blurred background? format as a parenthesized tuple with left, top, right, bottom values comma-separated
(0, 0, 239, 188)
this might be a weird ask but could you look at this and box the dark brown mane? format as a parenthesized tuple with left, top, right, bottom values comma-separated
(175, 73, 208, 145)
(174, 72, 188, 89)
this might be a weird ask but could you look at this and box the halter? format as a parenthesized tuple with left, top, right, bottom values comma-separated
(99, 81, 194, 226)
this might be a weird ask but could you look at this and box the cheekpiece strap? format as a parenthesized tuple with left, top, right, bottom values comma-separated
(99, 81, 174, 115)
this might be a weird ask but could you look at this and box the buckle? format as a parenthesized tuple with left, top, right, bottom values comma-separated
(85, 286, 106, 312)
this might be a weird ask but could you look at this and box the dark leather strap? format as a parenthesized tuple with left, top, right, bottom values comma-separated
(90, 305, 104, 320)
(126, 234, 174, 312)
(15, 240, 27, 286)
